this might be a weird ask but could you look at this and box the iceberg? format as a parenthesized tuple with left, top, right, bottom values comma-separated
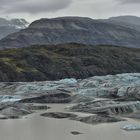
(122, 124, 140, 131)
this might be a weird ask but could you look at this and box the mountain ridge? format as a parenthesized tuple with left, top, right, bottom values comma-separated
(0, 16, 140, 49)
(108, 15, 140, 26)
(0, 43, 140, 82)
(103, 15, 140, 32)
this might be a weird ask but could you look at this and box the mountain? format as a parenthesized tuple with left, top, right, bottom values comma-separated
(0, 17, 140, 49)
(105, 16, 140, 31)
(0, 18, 29, 39)
(108, 16, 140, 26)
(0, 43, 140, 82)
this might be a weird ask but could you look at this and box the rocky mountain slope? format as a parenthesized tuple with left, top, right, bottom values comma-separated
(0, 18, 29, 39)
(105, 16, 140, 32)
(0, 17, 140, 49)
(108, 16, 140, 26)
(0, 43, 140, 82)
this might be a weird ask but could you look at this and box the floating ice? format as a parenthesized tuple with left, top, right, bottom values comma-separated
(122, 124, 140, 131)
(58, 78, 77, 84)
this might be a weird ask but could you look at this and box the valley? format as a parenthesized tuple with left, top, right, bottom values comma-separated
(0, 15, 140, 140)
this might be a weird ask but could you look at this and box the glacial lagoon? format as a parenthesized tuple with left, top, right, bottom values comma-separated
(0, 104, 140, 140)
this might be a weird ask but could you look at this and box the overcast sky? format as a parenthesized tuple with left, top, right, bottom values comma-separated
(0, 0, 140, 22)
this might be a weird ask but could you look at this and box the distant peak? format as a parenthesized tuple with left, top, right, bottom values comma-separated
(39, 16, 93, 20)
(109, 15, 140, 20)
(29, 16, 95, 29)
(108, 15, 140, 26)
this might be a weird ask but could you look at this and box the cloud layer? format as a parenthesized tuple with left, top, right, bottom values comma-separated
(0, 0, 72, 14)
(118, 0, 140, 4)
(0, 0, 140, 22)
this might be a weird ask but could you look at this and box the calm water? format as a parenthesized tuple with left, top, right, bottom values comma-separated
(0, 104, 140, 140)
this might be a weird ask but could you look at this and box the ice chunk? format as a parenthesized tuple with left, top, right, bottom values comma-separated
(0, 95, 21, 103)
(122, 124, 140, 131)
(58, 78, 77, 84)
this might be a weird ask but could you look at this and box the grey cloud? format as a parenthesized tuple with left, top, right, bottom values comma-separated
(118, 0, 140, 4)
(0, 0, 72, 14)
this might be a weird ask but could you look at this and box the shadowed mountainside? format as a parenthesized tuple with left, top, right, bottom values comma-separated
(103, 16, 140, 32)
(108, 16, 140, 26)
(1, 17, 140, 49)
(0, 43, 140, 82)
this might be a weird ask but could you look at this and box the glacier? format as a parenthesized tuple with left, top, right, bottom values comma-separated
(0, 73, 140, 103)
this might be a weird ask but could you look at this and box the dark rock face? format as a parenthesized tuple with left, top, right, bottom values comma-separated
(41, 112, 77, 119)
(69, 100, 140, 115)
(73, 114, 125, 124)
(41, 111, 125, 124)
(29, 105, 49, 110)
(1, 107, 30, 118)
(20, 93, 72, 103)
(0, 44, 140, 82)
(0, 102, 49, 119)
(1, 17, 140, 49)
(40, 112, 124, 124)
(71, 131, 83, 135)
(0, 102, 32, 119)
